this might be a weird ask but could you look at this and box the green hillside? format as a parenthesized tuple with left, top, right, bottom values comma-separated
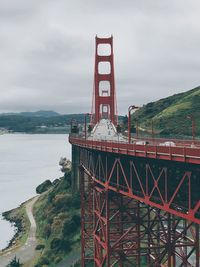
(135, 86, 200, 137)
(33, 167, 80, 266)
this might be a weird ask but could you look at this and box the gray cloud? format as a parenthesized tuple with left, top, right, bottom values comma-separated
(0, 0, 200, 115)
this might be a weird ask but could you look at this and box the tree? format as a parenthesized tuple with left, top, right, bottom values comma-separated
(6, 256, 23, 267)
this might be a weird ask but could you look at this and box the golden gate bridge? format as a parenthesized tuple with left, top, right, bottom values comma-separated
(69, 36, 200, 266)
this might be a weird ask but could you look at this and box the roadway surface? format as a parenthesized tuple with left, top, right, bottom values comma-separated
(0, 196, 39, 267)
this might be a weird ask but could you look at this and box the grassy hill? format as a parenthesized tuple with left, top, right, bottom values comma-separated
(135, 86, 200, 137)
(33, 169, 80, 266)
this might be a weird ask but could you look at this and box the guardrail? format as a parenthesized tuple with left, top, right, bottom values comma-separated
(69, 135, 200, 164)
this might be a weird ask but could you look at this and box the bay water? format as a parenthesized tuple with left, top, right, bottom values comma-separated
(0, 134, 71, 250)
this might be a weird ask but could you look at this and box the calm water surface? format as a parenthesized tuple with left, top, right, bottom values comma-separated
(0, 134, 71, 250)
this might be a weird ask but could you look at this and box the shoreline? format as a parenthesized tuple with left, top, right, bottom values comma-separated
(0, 198, 33, 254)
(0, 196, 39, 267)
(1, 212, 19, 251)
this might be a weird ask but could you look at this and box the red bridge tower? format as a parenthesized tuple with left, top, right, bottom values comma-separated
(93, 36, 117, 125)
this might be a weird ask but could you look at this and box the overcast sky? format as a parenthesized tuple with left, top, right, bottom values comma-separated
(0, 0, 200, 115)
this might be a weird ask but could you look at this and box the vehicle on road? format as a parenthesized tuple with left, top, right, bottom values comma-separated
(159, 141, 176, 147)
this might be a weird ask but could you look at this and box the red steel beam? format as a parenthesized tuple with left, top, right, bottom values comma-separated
(80, 163, 200, 266)
(79, 148, 200, 224)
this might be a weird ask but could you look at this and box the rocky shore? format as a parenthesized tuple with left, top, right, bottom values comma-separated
(1, 200, 30, 253)
(0, 197, 39, 267)
(2, 211, 22, 251)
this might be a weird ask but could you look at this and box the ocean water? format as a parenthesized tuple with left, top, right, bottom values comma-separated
(0, 134, 71, 250)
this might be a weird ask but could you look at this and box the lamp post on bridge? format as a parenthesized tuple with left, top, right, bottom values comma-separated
(84, 113, 91, 140)
(128, 105, 139, 143)
(187, 115, 196, 144)
(70, 119, 79, 134)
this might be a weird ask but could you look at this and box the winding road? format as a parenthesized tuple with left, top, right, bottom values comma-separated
(0, 196, 39, 267)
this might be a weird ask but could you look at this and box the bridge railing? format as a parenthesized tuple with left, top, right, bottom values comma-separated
(69, 134, 200, 164)
(133, 136, 200, 147)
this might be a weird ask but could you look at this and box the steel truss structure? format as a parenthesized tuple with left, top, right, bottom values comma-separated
(79, 147, 200, 266)
(71, 35, 200, 267)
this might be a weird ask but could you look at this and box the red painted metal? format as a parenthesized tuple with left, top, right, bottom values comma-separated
(79, 155, 200, 266)
(71, 36, 200, 266)
(69, 136, 200, 165)
(92, 36, 117, 125)
(79, 148, 200, 224)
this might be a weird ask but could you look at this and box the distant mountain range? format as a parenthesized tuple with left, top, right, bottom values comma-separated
(1, 110, 61, 117)
(135, 86, 200, 137)
(0, 112, 86, 133)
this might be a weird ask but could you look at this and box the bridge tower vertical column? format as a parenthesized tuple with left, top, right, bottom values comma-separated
(93, 36, 117, 125)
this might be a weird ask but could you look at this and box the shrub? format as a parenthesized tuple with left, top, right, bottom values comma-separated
(63, 219, 77, 236)
(55, 257, 62, 264)
(43, 224, 51, 239)
(35, 244, 45, 250)
(36, 180, 52, 194)
(60, 239, 71, 251)
(71, 193, 80, 209)
(64, 172, 72, 186)
(52, 178, 60, 186)
(50, 238, 61, 249)
(37, 256, 49, 266)
(50, 237, 71, 251)
(53, 194, 71, 210)
(6, 256, 23, 267)
(72, 214, 81, 226)
(47, 191, 54, 204)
